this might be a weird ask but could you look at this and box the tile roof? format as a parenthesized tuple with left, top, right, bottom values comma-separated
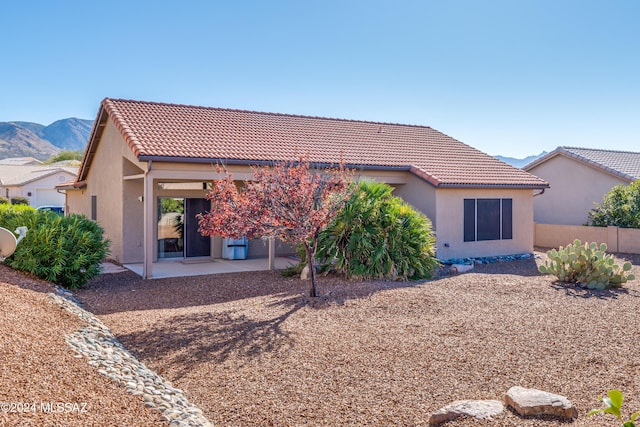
(0, 165, 79, 186)
(524, 146, 640, 182)
(81, 98, 548, 188)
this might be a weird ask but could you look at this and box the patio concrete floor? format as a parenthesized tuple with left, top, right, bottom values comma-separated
(121, 256, 297, 279)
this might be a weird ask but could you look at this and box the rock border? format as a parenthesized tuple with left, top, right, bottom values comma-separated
(50, 289, 214, 427)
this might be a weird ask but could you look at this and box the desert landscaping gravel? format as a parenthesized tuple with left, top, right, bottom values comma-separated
(2, 251, 640, 426)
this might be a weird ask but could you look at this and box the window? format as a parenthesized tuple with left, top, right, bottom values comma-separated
(464, 198, 512, 242)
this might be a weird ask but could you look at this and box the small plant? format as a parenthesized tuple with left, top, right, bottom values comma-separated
(538, 239, 635, 290)
(587, 389, 640, 426)
(0, 196, 9, 205)
(10, 196, 30, 205)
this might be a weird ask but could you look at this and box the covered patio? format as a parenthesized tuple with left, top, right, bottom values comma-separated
(121, 256, 296, 279)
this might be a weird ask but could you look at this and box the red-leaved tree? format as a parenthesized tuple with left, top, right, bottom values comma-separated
(197, 159, 353, 297)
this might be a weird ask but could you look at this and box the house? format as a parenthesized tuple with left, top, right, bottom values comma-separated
(65, 98, 548, 278)
(524, 147, 640, 226)
(0, 157, 44, 166)
(0, 165, 79, 207)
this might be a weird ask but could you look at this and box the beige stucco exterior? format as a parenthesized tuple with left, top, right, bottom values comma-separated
(432, 188, 535, 259)
(66, 116, 541, 277)
(526, 154, 630, 225)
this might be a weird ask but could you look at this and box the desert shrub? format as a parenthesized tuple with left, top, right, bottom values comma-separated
(10, 196, 30, 205)
(0, 204, 35, 214)
(0, 209, 110, 288)
(538, 239, 635, 290)
(588, 181, 640, 228)
(0, 196, 9, 205)
(316, 180, 439, 280)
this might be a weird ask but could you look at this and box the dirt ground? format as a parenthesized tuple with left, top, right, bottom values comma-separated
(68, 251, 640, 426)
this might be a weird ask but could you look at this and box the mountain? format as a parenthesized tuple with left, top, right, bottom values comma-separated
(40, 118, 93, 151)
(495, 151, 547, 168)
(0, 118, 93, 161)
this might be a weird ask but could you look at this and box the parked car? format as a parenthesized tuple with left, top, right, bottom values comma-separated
(36, 206, 64, 214)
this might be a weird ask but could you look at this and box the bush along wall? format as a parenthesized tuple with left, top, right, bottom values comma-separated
(317, 180, 439, 280)
(0, 209, 110, 288)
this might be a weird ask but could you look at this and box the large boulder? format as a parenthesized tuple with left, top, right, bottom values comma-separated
(428, 400, 504, 425)
(504, 386, 578, 419)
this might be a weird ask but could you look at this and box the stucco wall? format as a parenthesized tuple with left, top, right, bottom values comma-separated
(434, 188, 535, 260)
(392, 173, 437, 228)
(527, 155, 628, 225)
(535, 223, 640, 254)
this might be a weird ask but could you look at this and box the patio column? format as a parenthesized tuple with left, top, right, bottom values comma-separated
(268, 237, 275, 270)
(142, 170, 154, 279)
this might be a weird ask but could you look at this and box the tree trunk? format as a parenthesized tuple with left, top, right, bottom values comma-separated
(305, 244, 317, 297)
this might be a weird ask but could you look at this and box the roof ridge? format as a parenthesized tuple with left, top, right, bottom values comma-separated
(104, 97, 436, 130)
(560, 146, 640, 155)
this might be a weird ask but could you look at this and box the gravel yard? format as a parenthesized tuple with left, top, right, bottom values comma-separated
(0, 265, 165, 427)
(2, 252, 639, 426)
(72, 251, 640, 426)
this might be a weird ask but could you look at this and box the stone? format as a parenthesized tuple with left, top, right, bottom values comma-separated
(429, 400, 504, 425)
(451, 264, 474, 274)
(504, 386, 578, 419)
(300, 265, 310, 280)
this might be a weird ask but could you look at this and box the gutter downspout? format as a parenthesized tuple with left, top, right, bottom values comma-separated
(533, 188, 545, 197)
(142, 160, 153, 279)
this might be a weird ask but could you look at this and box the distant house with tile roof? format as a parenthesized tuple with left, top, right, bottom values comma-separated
(0, 165, 78, 207)
(524, 147, 640, 226)
(65, 98, 548, 278)
(0, 157, 44, 166)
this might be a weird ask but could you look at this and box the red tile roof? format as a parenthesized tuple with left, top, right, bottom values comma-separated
(80, 98, 548, 188)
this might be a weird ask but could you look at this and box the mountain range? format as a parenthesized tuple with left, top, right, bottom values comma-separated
(0, 118, 93, 161)
(0, 117, 546, 167)
(494, 152, 547, 168)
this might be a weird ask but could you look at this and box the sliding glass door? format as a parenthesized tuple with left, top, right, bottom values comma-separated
(158, 197, 210, 259)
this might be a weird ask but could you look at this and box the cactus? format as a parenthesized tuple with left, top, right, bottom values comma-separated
(538, 239, 635, 290)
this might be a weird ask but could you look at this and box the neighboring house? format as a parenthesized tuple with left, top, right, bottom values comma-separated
(524, 147, 640, 226)
(0, 165, 79, 207)
(65, 98, 548, 278)
(0, 157, 44, 166)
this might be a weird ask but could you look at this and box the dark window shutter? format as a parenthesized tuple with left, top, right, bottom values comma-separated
(464, 199, 476, 242)
(91, 195, 97, 221)
(502, 198, 513, 240)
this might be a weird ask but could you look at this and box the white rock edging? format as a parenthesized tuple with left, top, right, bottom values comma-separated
(50, 291, 214, 427)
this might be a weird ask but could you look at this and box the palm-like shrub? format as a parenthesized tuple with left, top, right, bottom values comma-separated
(0, 209, 110, 288)
(317, 180, 439, 280)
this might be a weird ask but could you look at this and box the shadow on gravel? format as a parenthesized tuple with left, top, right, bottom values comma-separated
(119, 297, 304, 380)
(76, 270, 304, 315)
(550, 281, 639, 299)
(470, 258, 544, 277)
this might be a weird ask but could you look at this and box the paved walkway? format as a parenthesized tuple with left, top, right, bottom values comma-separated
(118, 256, 296, 279)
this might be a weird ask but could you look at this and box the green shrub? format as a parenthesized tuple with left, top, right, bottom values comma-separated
(0, 209, 110, 288)
(0, 196, 9, 205)
(316, 180, 439, 280)
(538, 239, 635, 290)
(10, 196, 30, 205)
(0, 204, 36, 214)
(588, 180, 640, 228)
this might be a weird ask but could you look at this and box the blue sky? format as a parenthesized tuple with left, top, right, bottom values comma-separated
(1, 1, 638, 158)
